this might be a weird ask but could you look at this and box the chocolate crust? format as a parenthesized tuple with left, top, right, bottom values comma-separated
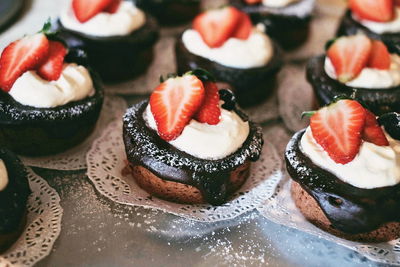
(285, 130, 400, 235)
(175, 36, 282, 107)
(135, 0, 201, 25)
(122, 100, 263, 205)
(0, 148, 30, 252)
(57, 14, 159, 82)
(337, 10, 400, 54)
(306, 55, 400, 115)
(291, 181, 400, 242)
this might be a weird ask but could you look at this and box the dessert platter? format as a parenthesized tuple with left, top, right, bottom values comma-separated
(1, 0, 400, 266)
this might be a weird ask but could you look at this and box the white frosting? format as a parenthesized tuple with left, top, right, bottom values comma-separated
(144, 105, 250, 160)
(324, 55, 400, 89)
(182, 26, 273, 69)
(300, 127, 400, 189)
(0, 160, 8, 191)
(60, 1, 145, 37)
(262, 0, 299, 8)
(352, 7, 400, 34)
(9, 63, 94, 108)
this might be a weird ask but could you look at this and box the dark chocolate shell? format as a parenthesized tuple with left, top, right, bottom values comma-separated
(306, 55, 400, 115)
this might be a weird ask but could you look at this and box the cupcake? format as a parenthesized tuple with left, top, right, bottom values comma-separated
(135, 0, 201, 26)
(176, 6, 282, 107)
(286, 99, 400, 242)
(0, 23, 103, 156)
(57, 0, 159, 82)
(230, 0, 315, 50)
(307, 34, 400, 115)
(337, 0, 400, 54)
(123, 69, 263, 205)
(0, 148, 31, 253)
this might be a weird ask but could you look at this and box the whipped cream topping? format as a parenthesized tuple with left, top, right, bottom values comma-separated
(9, 63, 94, 108)
(325, 55, 400, 88)
(0, 160, 8, 191)
(182, 26, 273, 69)
(300, 127, 400, 189)
(143, 105, 250, 160)
(60, 1, 145, 37)
(262, 0, 299, 8)
(352, 7, 400, 34)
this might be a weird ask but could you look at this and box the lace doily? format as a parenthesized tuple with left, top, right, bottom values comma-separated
(257, 174, 400, 265)
(1, 167, 63, 267)
(86, 120, 283, 222)
(20, 96, 127, 170)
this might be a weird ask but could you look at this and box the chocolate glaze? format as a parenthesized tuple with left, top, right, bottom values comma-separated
(175, 36, 282, 107)
(122, 100, 263, 205)
(307, 55, 400, 115)
(0, 148, 30, 235)
(285, 130, 400, 234)
(337, 10, 400, 54)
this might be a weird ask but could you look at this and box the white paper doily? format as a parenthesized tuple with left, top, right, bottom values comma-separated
(86, 120, 283, 222)
(257, 173, 400, 266)
(1, 167, 63, 267)
(20, 96, 128, 171)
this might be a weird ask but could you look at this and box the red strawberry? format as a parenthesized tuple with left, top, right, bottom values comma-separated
(349, 0, 394, 22)
(362, 110, 389, 146)
(37, 41, 68, 81)
(0, 33, 49, 92)
(72, 0, 113, 23)
(244, 0, 262, 4)
(310, 100, 366, 164)
(150, 75, 205, 141)
(193, 6, 241, 48)
(396, 0, 400, 6)
(104, 0, 121, 13)
(231, 12, 252, 40)
(327, 35, 372, 83)
(367, 40, 391, 70)
(195, 81, 221, 125)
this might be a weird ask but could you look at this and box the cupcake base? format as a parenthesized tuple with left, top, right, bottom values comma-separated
(0, 210, 26, 253)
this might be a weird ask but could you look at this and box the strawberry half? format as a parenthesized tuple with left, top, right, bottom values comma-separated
(72, 0, 113, 23)
(150, 75, 205, 141)
(367, 40, 391, 70)
(37, 41, 68, 81)
(0, 33, 49, 92)
(244, 0, 262, 5)
(104, 0, 121, 13)
(310, 100, 366, 164)
(362, 110, 389, 146)
(349, 0, 394, 22)
(327, 35, 372, 83)
(231, 11, 252, 40)
(195, 81, 221, 125)
(193, 6, 241, 48)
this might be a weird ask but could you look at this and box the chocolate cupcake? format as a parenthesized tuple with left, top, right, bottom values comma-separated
(0, 24, 104, 156)
(135, 0, 201, 26)
(123, 70, 263, 205)
(337, 1, 400, 54)
(307, 34, 400, 115)
(230, 0, 315, 50)
(57, 0, 159, 82)
(176, 6, 282, 107)
(286, 99, 400, 242)
(0, 148, 31, 253)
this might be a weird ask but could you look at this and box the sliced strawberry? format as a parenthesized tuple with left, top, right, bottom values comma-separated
(231, 12, 252, 40)
(195, 82, 221, 125)
(362, 110, 389, 146)
(104, 0, 121, 13)
(396, 0, 400, 6)
(244, 0, 262, 5)
(367, 40, 391, 70)
(193, 6, 241, 48)
(150, 75, 205, 141)
(327, 35, 372, 83)
(349, 0, 394, 22)
(37, 41, 68, 81)
(310, 100, 366, 164)
(0, 33, 49, 92)
(72, 0, 113, 23)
